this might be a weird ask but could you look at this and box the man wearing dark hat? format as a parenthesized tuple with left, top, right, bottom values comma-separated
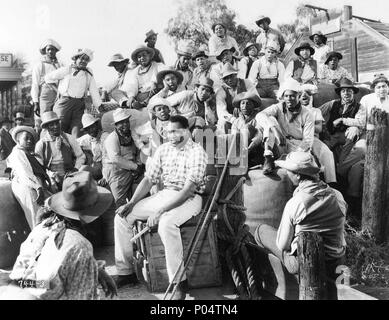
(0, 117, 15, 160)
(249, 41, 285, 99)
(8, 126, 51, 228)
(210, 45, 240, 88)
(285, 42, 317, 84)
(165, 76, 217, 126)
(192, 50, 214, 86)
(45, 48, 102, 138)
(120, 45, 166, 113)
(174, 42, 195, 90)
(215, 63, 254, 133)
(155, 68, 185, 99)
(255, 16, 285, 55)
(318, 52, 354, 84)
(31, 39, 63, 123)
(145, 29, 165, 64)
(208, 22, 240, 57)
(239, 42, 261, 79)
(310, 32, 331, 67)
(35, 111, 86, 192)
(102, 108, 142, 209)
(254, 151, 346, 285)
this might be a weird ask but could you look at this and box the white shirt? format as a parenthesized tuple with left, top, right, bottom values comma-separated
(210, 60, 240, 89)
(312, 44, 331, 66)
(285, 60, 316, 83)
(248, 56, 285, 84)
(208, 34, 240, 57)
(44, 66, 102, 108)
(77, 133, 104, 163)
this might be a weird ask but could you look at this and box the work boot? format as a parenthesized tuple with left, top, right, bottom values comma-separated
(171, 279, 188, 300)
(263, 155, 275, 175)
(114, 273, 138, 289)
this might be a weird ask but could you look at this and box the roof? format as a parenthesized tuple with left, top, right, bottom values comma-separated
(364, 21, 389, 40)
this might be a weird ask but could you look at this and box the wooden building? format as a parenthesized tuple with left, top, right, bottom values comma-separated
(284, 5, 389, 83)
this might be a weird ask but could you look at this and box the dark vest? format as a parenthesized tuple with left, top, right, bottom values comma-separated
(327, 99, 361, 134)
(42, 134, 75, 171)
(246, 57, 255, 78)
(223, 79, 247, 114)
(292, 58, 317, 83)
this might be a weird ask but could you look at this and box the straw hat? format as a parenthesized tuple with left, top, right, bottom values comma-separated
(72, 48, 94, 62)
(309, 31, 328, 45)
(232, 90, 262, 110)
(277, 78, 302, 99)
(112, 108, 131, 124)
(156, 68, 184, 85)
(266, 41, 281, 53)
(294, 42, 315, 56)
(194, 77, 214, 94)
(275, 152, 320, 177)
(215, 46, 236, 61)
(47, 171, 113, 224)
(324, 51, 343, 65)
(176, 42, 194, 57)
(255, 15, 271, 27)
(147, 97, 172, 114)
(221, 62, 238, 79)
(11, 125, 38, 143)
(145, 29, 158, 42)
(40, 111, 60, 128)
(334, 78, 359, 95)
(131, 45, 155, 63)
(81, 114, 100, 129)
(243, 42, 261, 56)
(108, 53, 129, 67)
(39, 39, 61, 55)
(192, 50, 209, 60)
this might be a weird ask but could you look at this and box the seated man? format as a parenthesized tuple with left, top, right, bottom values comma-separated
(210, 46, 240, 89)
(0, 116, 16, 161)
(155, 68, 185, 99)
(102, 108, 142, 209)
(8, 126, 51, 228)
(114, 115, 208, 300)
(248, 41, 285, 99)
(165, 76, 217, 127)
(192, 50, 214, 86)
(35, 111, 86, 191)
(260, 79, 315, 173)
(215, 63, 254, 133)
(174, 43, 194, 90)
(77, 114, 104, 181)
(285, 42, 317, 85)
(318, 52, 354, 84)
(239, 42, 261, 79)
(254, 151, 346, 283)
(300, 84, 337, 184)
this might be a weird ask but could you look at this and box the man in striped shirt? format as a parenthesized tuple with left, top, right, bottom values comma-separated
(114, 115, 208, 300)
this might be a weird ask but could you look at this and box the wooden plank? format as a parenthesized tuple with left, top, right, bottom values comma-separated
(153, 251, 213, 270)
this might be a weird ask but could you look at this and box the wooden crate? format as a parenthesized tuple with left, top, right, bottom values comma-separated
(133, 216, 222, 293)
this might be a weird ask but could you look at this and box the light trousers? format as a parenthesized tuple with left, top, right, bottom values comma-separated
(114, 189, 202, 282)
(312, 137, 337, 183)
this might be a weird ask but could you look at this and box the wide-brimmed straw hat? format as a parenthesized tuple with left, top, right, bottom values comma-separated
(147, 97, 172, 114)
(334, 78, 359, 95)
(221, 62, 238, 79)
(309, 31, 328, 45)
(255, 15, 271, 27)
(194, 77, 214, 94)
(81, 113, 100, 130)
(11, 125, 38, 143)
(131, 45, 155, 63)
(72, 48, 94, 62)
(215, 46, 236, 61)
(156, 68, 184, 85)
(325, 51, 343, 65)
(176, 42, 194, 57)
(112, 108, 131, 124)
(371, 73, 389, 90)
(145, 29, 158, 42)
(275, 151, 320, 178)
(277, 78, 302, 99)
(294, 42, 315, 56)
(108, 53, 129, 67)
(243, 42, 261, 56)
(47, 171, 113, 224)
(232, 90, 262, 110)
(39, 39, 61, 55)
(40, 111, 60, 128)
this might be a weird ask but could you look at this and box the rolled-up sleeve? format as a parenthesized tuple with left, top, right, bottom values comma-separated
(186, 146, 208, 186)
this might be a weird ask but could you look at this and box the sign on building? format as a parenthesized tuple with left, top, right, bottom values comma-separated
(0, 54, 13, 67)
(312, 17, 341, 35)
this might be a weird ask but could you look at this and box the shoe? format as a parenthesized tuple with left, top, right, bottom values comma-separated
(114, 273, 138, 289)
(171, 280, 188, 300)
(263, 155, 275, 175)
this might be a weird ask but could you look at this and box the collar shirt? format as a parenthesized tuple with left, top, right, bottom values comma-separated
(318, 64, 354, 83)
(166, 90, 202, 119)
(104, 64, 130, 94)
(120, 61, 166, 99)
(248, 56, 285, 84)
(145, 139, 208, 193)
(343, 93, 389, 128)
(192, 65, 213, 87)
(77, 133, 104, 163)
(261, 102, 315, 150)
(44, 66, 101, 108)
(9, 221, 100, 300)
(312, 44, 331, 66)
(276, 180, 347, 257)
(31, 57, 63, 103)
(208, 34, 240, 57)
(256, 27, 286, 54)
(35, 131, 85, 169)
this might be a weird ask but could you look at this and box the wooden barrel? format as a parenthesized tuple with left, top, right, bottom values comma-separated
(243, 169, 294, 234)
(0, 179, 30, 268)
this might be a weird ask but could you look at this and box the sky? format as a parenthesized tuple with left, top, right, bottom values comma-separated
(1, 0, 389, 87)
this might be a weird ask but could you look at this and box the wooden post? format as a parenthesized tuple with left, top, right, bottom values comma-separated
(297, 232, 326, 300)
(362, 108, 389, 243)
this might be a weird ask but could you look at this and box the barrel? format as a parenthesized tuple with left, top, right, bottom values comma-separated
(0, 179, 30, 268)
(243, 169, 294, 234)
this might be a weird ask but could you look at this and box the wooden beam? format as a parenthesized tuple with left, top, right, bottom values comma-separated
(350, 37, 359, 82)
